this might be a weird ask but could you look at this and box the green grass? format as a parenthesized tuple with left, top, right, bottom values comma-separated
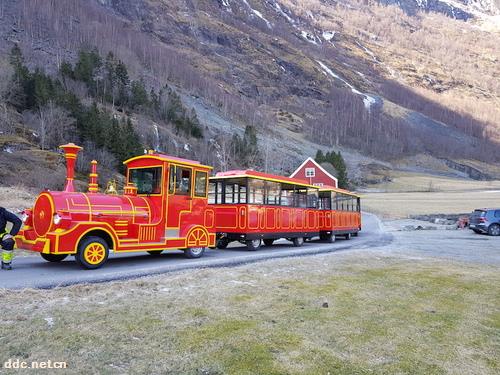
(0, 256, 498, 374)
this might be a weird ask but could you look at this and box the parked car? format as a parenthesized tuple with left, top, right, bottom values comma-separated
(469, 209, 500, 236)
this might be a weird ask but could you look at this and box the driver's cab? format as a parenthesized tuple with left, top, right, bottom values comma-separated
(124, 152, 212, 243)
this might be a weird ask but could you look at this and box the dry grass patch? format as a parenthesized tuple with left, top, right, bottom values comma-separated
(362, 190, 500, 218)
(0, 254, 498, 374)
(0, 186, 35, 213)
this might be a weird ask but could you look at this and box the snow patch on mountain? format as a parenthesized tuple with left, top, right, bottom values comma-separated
(301, 31, 320, 45)
(242, 0, 272, 28)
(317, 60, 378, 110)
(273, 1, 295, 24)
(355, 41, 379, 63)
(322, 31, 335, 41)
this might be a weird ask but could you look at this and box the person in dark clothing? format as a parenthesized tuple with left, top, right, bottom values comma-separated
(0, 207, 22, 270)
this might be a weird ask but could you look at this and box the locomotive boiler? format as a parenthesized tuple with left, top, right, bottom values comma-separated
(16, 144, 216, 269)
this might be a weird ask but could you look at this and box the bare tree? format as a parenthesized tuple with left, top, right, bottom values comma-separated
(23, 102, 76, 150)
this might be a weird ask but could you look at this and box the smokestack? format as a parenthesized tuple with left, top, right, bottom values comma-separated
(88, 160, 99, 193)
(59, 143, 82, 193)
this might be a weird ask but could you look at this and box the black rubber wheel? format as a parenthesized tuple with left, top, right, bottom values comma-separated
(322, 233, 336, 243)
(246, 239, 261, 251)
(292, 237, 304, 247)
(263, 239, 275, 246)
(75, 236, 109, 270)
(40, 253, 68, 262)
(344, 233, 352, 240)
(488, 224, 500, 236)
(184, 247, 205, 259)
(216, 238, 230, 249)
(147, 250, 163, 256)
(472, 229, 481, 234)
(353, 232, 359, 237)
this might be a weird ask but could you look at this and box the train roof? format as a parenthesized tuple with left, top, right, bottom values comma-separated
(124, 152, 212, 169)
(319, 185, 360, 197)
(213, 170, 315, 188)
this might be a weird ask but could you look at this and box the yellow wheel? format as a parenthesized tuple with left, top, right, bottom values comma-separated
(187, 227, 209, 248)
(76, 236, 109, 269)
(185, 227, 209, 259)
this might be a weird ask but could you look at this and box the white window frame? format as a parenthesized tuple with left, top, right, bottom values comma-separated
(305, 168, 316, 178)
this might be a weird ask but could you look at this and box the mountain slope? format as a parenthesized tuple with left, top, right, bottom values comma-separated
(0, 0, 499, 188)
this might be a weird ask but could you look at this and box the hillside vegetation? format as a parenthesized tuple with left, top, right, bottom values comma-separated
(0, 0, 499, 190)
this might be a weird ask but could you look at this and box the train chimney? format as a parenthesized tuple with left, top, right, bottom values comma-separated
(59, 143, 82, 193)
(88, 160, 99, 193)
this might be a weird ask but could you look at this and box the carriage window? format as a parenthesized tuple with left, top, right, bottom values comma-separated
(172, 166, 191, 195)
(294, 188, 308, 208)
(208, 182, 216, 203)
(194, 171, 208, 197)
(248, 179, 264, 204)
(307, 188, 319, 208)
(208, 181, 223, 204)
(265, 181, 280, 205)
(280, 185, 294, 207)
(220, 178, 247, 204)
(239, 183, 247, 203)
(331, 192, 337, 210)
(225, 183, 236, 203)
(129, 167, 162, 195)
(319, 192, 331, 210)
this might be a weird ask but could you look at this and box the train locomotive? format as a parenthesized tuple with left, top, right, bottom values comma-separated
(16, 144, 216, 269)
(15, 144, 361, 269)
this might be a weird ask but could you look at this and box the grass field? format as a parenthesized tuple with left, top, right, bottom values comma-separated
(361, 172, 500, 218)
(0, 253, 498, 374)
(362, 190, 500, 218)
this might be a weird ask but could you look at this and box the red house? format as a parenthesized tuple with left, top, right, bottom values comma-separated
(290, 157, 338, 188)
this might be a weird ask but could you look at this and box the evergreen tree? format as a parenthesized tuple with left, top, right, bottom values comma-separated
(74, 48, 101, 85)
(59, 61, 74, 79)
(315, 149, 325, 163)
(315, 149, 349, 189)
(121, 118, 143, 162)
(9, 44, 29, 82)
(130, 80, 148, 109)
(80, 102, 102, 143)
(105, 118, 122, 157)
(188, 108, 203, 138)
(243, 124, 258, 151)
(8, 45, 30, 108)
(114, 61, 129, 106)
(334, 151, 349, 189)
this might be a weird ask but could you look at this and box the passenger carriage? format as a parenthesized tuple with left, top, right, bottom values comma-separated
(15, 144, 216, 269)
(318, 187, 361, 242)
(208, 170, 322, 250)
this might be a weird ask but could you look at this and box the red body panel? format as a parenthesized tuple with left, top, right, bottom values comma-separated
(211, 204, 320, 236)
(16, 152, 215, 256)
(319, 210, 361, 233)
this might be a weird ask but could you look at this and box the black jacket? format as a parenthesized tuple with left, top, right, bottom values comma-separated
(0, 207, 22, 237)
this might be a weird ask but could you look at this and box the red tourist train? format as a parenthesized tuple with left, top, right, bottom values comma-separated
(15, 144, 361, 269)
(16, 144, 216, 269)
(208, 170, 361, 250)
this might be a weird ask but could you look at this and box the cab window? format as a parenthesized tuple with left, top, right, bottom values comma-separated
(194, 171, 208, 197)
(129, 167, 162, 195)
(168, 165, 192, 195)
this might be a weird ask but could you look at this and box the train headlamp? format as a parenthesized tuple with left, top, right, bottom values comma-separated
(21, 212, 29, 223)
(53, 213, 62, 225)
